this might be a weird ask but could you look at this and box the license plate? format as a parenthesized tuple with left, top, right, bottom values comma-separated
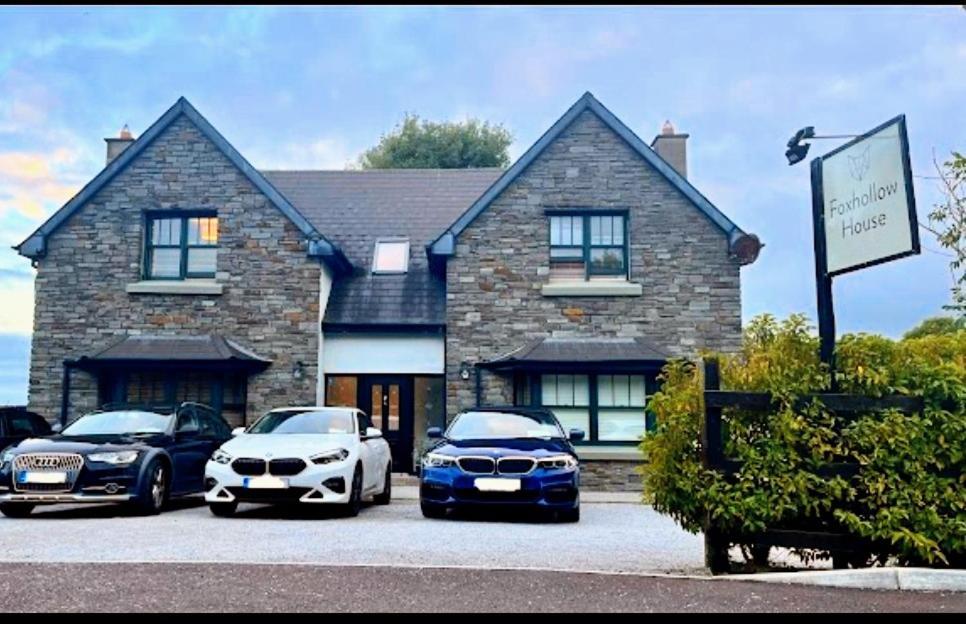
(17, 471, 67, 484)
(243, 476, 288, 489)
(474, 478, 521, 492)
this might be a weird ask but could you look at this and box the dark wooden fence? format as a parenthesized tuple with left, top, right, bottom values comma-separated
(700, 357, 925, 574)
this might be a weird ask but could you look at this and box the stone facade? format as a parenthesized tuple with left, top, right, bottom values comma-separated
(579, 459, 644, 492)
(443, 109, 744, 489)
(28, 114, 322, 423)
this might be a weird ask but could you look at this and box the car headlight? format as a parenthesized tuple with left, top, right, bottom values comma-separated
(310, 449, 350, 465)
(422, 452, 456, 469)
(87, 450, 140, 465)
(1, 450, 14, 469)
(537, 455, 578, 470)
(211, 449, 233, 465)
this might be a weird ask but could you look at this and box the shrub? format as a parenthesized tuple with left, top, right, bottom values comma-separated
(641, 313, 966, 567)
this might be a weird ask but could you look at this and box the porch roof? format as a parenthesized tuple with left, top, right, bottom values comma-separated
(74, 334, 272, 373)
(478, 337, 669, 372)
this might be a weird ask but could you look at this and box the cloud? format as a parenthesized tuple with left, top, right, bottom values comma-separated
(0, 147, 86, 219)
(0, 279, 34, 335)
(249, 137, 361, 170)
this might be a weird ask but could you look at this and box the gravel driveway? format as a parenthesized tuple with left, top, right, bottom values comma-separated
(0, 498, 706, 574)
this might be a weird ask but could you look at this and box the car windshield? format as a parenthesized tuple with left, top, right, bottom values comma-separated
(247, 409, 355, 435)
(61, 410, 172, 436)
(446, 411, 564, 441)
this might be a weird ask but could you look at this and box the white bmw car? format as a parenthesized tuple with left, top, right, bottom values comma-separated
(204, 406, 392, 516)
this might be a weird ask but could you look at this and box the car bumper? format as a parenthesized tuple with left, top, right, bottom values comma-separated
(0, 492, 133, 504)
(420, 467, 579, 509)
(204, 460, 354, 505)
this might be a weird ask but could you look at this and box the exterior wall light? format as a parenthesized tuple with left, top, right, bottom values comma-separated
(459, 361, 472, 381)
(292, 360, 305, 380)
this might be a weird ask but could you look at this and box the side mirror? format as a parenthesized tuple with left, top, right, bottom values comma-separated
(569, 428, 585, 442)
(364, 427, 382, 440)
(231, 427, 246, 437)
(176, 426, 200, 439)
(51, 423, 63, 434)
(426, 427, 443, 439)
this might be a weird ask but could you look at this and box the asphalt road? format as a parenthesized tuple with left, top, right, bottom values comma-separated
(1, 562, 963, 612)
(0, 497, 707, 575)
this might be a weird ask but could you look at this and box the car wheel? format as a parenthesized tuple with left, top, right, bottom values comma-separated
(558, 504, 580, 523)
(209, 502, 238, 517)
(343, 464, 363, 517)
(134, 459, 169, 516)
(0, 503, 35, 518)
(420, 501, 447, 519)
(373, 465, 392, 505)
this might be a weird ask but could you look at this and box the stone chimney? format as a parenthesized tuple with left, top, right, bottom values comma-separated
(650, 120, 688, 178)
(105, 124, 135, 164)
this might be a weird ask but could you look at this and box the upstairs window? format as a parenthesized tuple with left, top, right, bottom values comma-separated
(372, 238, 410, 274)
(549, 211, 628, 280)
(145, 212, 218, 280)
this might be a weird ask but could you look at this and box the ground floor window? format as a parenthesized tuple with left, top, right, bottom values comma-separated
(514, 371, 658, 444)
(98, 369, 248, 427)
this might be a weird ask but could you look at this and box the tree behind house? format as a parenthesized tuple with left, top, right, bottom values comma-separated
(360, 114, 512, 169)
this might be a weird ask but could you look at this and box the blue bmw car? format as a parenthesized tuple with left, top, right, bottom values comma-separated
(419, 406, 584, 522)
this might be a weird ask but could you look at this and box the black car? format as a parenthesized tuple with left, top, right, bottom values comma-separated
(0, 402, 232, 517)
(0, 408, 52, 453)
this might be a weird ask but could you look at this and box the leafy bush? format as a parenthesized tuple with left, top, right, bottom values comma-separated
(641, 314, 965, 567)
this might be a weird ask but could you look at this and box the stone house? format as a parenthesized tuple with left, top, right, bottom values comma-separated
(16, 92, 761, 489)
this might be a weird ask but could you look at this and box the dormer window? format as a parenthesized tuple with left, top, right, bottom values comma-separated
(548, 211, 628, 280)
(372, 238, 410, 274)
(144, 212, 218, 280)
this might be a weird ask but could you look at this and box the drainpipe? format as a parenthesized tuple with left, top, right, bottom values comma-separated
(60, 359, 76, 426)
(474, 365, 482, 407)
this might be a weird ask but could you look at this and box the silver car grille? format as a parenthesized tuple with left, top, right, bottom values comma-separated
(12, 453, 84, 493)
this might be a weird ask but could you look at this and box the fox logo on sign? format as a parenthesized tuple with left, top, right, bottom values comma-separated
(848, 145, 871, 181)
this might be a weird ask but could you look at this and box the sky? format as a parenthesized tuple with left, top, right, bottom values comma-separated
(0, 5, 963, 404)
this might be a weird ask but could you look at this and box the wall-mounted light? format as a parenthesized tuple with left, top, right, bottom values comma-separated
(292, 360, 305, 380)
(459, 361, 472, 381)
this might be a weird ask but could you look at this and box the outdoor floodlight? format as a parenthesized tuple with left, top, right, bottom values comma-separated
(785, 126, 815, 166)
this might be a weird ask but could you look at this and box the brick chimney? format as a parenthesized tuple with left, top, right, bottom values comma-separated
(105, 124, 135, 164)
(650, 120, 688, 178)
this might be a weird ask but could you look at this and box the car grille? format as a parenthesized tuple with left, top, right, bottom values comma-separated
(12, 453, 83, 493)
(497, 458, 536, 475)
(457, 457, 495, 474)
(268, 458, 306, 477)
(231, 458, 266, 476)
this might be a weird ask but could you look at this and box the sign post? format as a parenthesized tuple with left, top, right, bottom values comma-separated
(809, 115, 920, 389)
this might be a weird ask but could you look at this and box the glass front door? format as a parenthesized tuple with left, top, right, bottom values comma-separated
(362, 377, 414, 473)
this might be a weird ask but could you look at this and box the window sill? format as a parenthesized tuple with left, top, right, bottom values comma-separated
(541, 280, 642, 297)
(126, 280, 224, 296)
(575, 446, 644, 461)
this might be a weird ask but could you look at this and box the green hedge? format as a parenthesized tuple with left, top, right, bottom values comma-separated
(641, 314, 965, 566)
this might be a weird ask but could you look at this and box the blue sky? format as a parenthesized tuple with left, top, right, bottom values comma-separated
(0, 6, 963, 404)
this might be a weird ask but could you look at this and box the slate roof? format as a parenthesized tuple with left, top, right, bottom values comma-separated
(76, 334, 272, 371)
(262, 169, 502, 326)
(479, 337, 670, 370)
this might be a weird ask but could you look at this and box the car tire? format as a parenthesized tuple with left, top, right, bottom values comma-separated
(0, 503, 35, 518)
(342, 464, 363, 517)
(420, 502, 447, 519)
(133, 458, 169, 516)
(373, 465, 392, 505)
(558, 505, 580, 523)
(209, 502, 238, 517)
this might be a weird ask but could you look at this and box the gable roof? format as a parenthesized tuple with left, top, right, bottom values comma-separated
(264, 168, 501, 327)
(14, 97, 351, 273)
(428, 91, 758, 263)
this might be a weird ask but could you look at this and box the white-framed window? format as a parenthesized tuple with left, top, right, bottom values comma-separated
(372, 238, 410, 274)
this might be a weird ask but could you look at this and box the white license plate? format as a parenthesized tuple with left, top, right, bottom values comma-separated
(18, 471, 67, 484)
(474, 478, 521, 492)
(243, 476, 289, 489)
